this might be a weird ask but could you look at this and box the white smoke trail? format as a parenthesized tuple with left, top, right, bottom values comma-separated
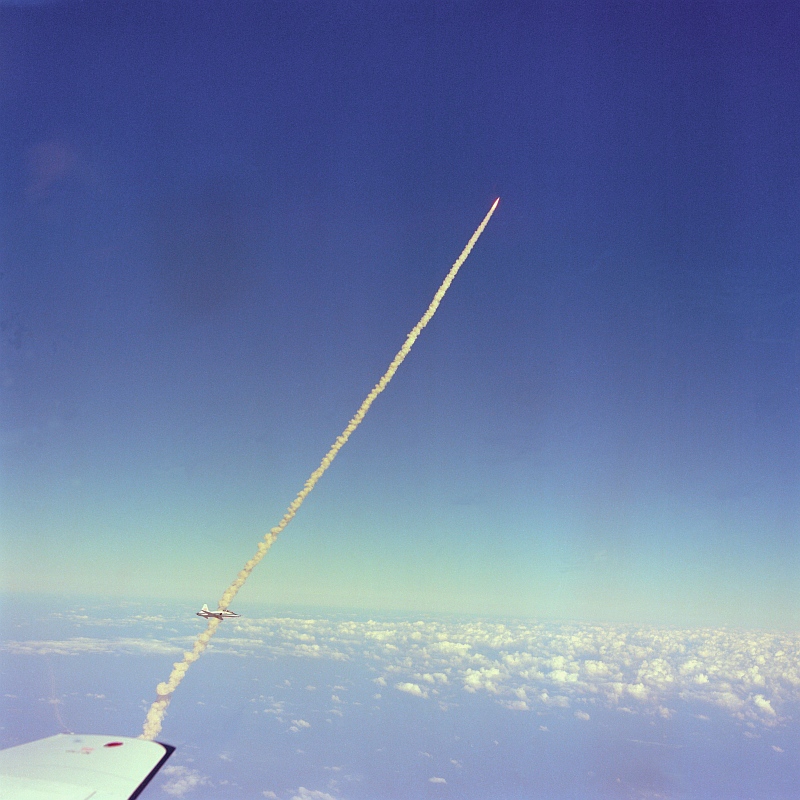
(141, 198, 499, 740)
(48, 659, 72, 734)
(141, 617, 220, 739)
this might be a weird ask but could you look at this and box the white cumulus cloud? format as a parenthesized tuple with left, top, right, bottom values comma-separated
(291, 788, 337, 800)
(396, 682, 428, 698)
(161, 765, 211, 796)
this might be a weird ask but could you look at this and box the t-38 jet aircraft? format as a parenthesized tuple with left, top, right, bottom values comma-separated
(196, 604, 240, 620)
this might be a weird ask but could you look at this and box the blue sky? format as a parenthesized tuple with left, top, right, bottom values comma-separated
(1, 1, 798, 626)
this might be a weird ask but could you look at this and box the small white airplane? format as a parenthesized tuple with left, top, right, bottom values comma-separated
(196, 603, 240, 620)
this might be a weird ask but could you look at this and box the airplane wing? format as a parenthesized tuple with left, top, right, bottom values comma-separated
(0, 733, 174, 800)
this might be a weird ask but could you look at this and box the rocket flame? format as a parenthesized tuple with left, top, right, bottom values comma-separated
(140, 198, 499, 740)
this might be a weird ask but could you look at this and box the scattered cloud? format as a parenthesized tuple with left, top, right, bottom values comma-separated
(395, 682, 428, 699)
(10, 612, 799, 730)
(290, 788, 337, 800)
(753, 695, 776, 717)
(429, 776, 447, 784)
(1, 637, 182, 656)
(161, 765, 211, 796)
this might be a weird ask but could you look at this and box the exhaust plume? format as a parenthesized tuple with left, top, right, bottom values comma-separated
(141, 198, 499, 740)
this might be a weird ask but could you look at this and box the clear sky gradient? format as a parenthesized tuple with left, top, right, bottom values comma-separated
(1, 1, 798, 627)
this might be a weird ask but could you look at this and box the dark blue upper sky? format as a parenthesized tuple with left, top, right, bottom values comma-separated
(1, 0, 798, 625)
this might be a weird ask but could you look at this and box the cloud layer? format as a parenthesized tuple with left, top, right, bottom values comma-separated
(5, 612, 799, 729)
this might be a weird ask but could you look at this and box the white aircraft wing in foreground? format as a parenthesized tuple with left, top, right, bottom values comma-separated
(0, 733, 174, 799)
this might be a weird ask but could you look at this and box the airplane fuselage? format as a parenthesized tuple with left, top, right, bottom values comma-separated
(197, 604, 240, 620)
